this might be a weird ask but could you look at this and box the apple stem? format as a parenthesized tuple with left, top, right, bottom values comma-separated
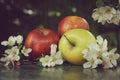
(37, 29, 43, 34)
(64, 35, 75, 47)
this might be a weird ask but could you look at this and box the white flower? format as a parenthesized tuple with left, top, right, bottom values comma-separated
(1, 36, 16, 46)
(39, 44, 64, 67)
(111, 10, 120, 25)
(51, 51, 64, 65)
(50, 44, 64, 65)
(82, 35, 120, 69)
(102, 58, 113, 69)
(92, 6, 116, 25)
(96, 35, 108, 52)
(108, 48, 119, 66)
(0, 35, 30, 67)
(21, 46, 32, 56)
(6, 46, 19, 55)
(0, 46, 20, 66)
(4, 48, 12, 54)
(83, 44, 98, 60)
(82, 43, 102, 68)
(83, 58, 102, 68)
(40, 55, 55, 67)
(15, 35, 23, 44)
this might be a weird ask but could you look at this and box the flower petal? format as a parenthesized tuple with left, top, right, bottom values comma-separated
(83, 62, 91, 68)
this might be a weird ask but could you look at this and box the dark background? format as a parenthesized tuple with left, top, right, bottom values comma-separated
(0, 0, 119, 56)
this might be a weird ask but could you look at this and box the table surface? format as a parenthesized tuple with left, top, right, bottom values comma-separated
(0, 61, 120, 80)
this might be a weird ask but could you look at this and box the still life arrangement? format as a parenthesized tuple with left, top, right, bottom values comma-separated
(0, 15, 119, 69)
(0, 0, 120, 69)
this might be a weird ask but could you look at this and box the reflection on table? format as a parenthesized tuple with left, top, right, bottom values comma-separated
(0, 61, 120, 80)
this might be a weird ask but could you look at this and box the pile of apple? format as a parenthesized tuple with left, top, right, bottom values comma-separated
(25, 16, 96, 65)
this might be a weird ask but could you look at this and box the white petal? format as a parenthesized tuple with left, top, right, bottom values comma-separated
(92, 12, 99, 21)
(10, 46, 19, 55)
(97, 35, 103, 45)
(8, 36, 16, 46)
(5, 49, 11, 54)
(109, 48, 117, 54)
(1, 41, 8, 46)
(14, 55, 20, 61)
(83, 62, 91, 68)
(40, 57, 45, 62)
(55, 59, 64, 65)
(21, 46, 32, 56)
(82, 49, 88, 55)
(114, 54, 120, 60)
(16, 35, 23, 44)
(102, 39, 108, 51)
(50, 44, 57, 55)
(111, 59, 117, 66)
(42, 63, 48, 67)
(103, 60, 113, 69)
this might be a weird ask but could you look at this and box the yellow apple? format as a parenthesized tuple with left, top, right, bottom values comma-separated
(58, 29, 96, 65)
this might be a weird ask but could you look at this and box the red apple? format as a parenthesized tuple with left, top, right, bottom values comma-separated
(25, 27, 60, 62)
(58, 16, 89, 36)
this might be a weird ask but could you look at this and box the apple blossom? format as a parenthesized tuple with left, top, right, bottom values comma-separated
(83, 58, 102, 68)
(39, 44, 64, 67)
(107, 48, 119, 66)
(2, 54, 20, 66)
(5, 46, 19, 54)
(92, 6, 116, 25)
(15, 35, 23, 44)
(40, 55, 55, 67)
(51, 51, 64, 65)
(1, 36, 16, 46)
(82, 35, 120, 69)
(82, 43, 102, 68)
(0, 35, 32, 67)
(21, 46, 32, 56)
(96, 35, 108, 52)
(111, 10, 120, 25)
(82, 44, 99, 61)
(101, 51, 113, 68)
(50, 44, 64, 65)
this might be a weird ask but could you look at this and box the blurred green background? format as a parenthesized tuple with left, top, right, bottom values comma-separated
(0, 0, 119, 56)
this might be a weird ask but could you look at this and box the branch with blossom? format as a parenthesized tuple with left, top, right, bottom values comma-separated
(82, 35, 120, 69)
(92, 0, 120, 25)
(0, 35, 32, 67)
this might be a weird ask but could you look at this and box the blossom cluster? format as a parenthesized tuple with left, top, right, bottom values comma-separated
(92, 6, 120, 25)
(82, 35, 120, 69)
(39, 44, 64, 67)
(0, 35, 32, 66)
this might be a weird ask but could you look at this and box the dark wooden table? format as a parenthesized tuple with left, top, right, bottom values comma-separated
(0, 61, 120, 80)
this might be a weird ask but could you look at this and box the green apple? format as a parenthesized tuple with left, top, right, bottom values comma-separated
(58, 29, 96, 65)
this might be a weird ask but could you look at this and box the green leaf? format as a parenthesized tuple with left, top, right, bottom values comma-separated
(96, 0, 104, 8)
(37, 61, 42, 66)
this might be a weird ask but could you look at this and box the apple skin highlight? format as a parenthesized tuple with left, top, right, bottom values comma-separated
(58, 29, 96, 65)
